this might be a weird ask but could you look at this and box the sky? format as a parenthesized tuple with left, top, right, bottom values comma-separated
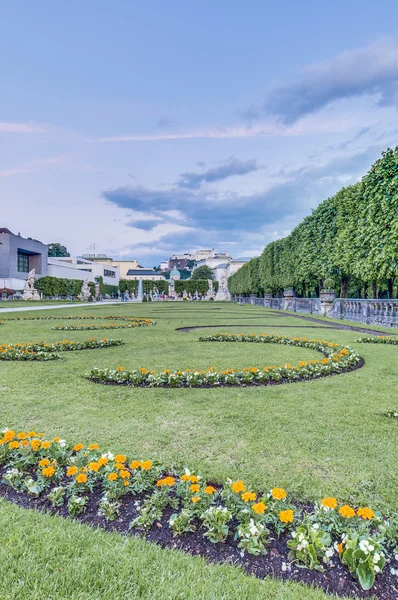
(2, 1, 398, 267)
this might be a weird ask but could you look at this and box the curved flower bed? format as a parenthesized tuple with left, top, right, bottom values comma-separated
(86, 333, 362, 388)
(0, 428, 396, 595)
(1, 315, 154, 323)
(356, 335, 398, 345)
(0, 338, 124, 361)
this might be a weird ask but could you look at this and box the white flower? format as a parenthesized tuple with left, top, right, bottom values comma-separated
(325, 548, 334, 558)
(58, 439, 66, 447)
(281, 562, 287, 572)
(359, 540, 370, 553)
(291, 532, 297, 539)
(373, 552, 380, 563)
(374, 565, 380, 573)
(103, 451, 114, 461)
(301, 539, 309, 548)
(312, 523, 319, 530)
(368, 544, 374, 552)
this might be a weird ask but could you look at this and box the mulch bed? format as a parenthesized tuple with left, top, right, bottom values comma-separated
(0, 470, 397, 599)
(87, 358, 365, 388)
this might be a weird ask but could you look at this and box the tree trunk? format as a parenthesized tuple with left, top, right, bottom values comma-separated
(387, 278, 393, 299)
(340, 275, 349, 298)
(372, 283, 377, 299)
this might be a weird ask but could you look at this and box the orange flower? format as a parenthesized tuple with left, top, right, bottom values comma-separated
(9, 441, 20, 449)
(241, 491, 256, 503)
(357, 507, 375, 520)
(337, 542, 344, 555)
(39, 458, 50, 467)
(279, 509, 294, 523)
(66, 465, 78, 477)
(76, 473, 87, 484)
(140, 460, 152, 471)
(339, 505, 356, 519)
(119, 469, 131, 479)
(115, 462, 125, 471)
(156, 476, 175, 487)
(114, 454, 126, 463)
(88, 462, 99, 472)
(129, 460, 141, 470)
(42, 466, 56, 478)
(17, 432, 27, 440)
(97, 457, 108, 467)
(271, 487, 287, 501)
(252, 502, 267, 514)
(231, 480, 245, 493)
(40, 441, 51, 450)
(53, 437, 61, 443)
(191, 496, 201, 503)
(21, 440, 29, 447)
(204, 485, 217, 495)
(108, 472, 118, 481)
(123, 480, 129, 487)
(321, 497, 338, 510)
(3, 430, 15, 442)
(31, 439, 41, 451)
(73, 444, 84, 452)
(117, 366, 125, 371)
(190, 484, 200, 493)
(27, 431, 37, 437)
(89, 444, 100, 450)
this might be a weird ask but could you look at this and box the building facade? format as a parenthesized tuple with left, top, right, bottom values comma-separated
(0, 228, 48, 290)
(48, 256, 119, 286)
(123, 268, 166, 281)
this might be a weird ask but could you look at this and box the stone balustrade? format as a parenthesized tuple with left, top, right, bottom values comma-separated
(234, 295, 398, 327)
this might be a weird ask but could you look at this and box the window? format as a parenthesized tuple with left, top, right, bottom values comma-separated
(17, 251, 29, 272)
(104, 269, 115, 278)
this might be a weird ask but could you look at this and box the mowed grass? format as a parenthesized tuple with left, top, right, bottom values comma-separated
(0, 302, 396, 600)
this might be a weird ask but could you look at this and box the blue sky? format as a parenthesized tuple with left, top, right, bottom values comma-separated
(2, 1, 398, 266)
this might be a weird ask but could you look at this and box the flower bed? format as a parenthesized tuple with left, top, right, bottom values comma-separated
(0, 428, 397, 597)
(1, 315, 153, 323)
(86, 333, 362, 388)
(0, 338, 124, 361)
(52, 318, 154, 331)
(355, 336, 398, 345)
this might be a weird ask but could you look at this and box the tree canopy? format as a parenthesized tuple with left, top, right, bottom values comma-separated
(48, 243, 70, 257)
(191, 265, 214, 280)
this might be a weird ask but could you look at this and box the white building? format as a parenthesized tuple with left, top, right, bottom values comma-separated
(211, 257, 252, 283)
(121, 268, 165, 281)
(48, 256, 119, 286)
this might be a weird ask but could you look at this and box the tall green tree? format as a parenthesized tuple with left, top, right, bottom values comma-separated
(48, 243, 70, 257)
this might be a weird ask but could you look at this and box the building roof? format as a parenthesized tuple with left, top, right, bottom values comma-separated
(126, 269, 160, 276)
(230, 257, 251, 263)
(212, 263, 228, 269)
(0, 228, 13, 234)
(169, 268, 180, 276)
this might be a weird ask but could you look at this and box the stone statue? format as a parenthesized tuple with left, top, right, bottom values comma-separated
(206, 279, 214, 300)
(80, 279, 91, 301)
(215, 269, 231, 302)
(23, 269, 41, 301)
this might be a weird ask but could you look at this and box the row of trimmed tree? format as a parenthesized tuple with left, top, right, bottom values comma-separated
(228, 146, 398, 299)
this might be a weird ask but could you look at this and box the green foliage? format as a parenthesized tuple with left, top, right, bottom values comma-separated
(322, 278, 335, 291)
(47, 243, 70, 257)
(341, 534, 386, 590)
(97, 276, 118, 297)
(174, 279, 219, 296)
(228, 146, 398, 298)
(191, 265, 214, 280)
(118, 279, 139, 294)
(35, 276, 82, 297)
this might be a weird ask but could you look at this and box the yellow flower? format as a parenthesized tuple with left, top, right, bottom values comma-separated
(9, 441, 20, 449)
(76, 473, 87, 484)
(73, 443, 84, 452)
(241, 491, 256, 503)
(89, 444, 100, 450)
(3, 430, 15, 442)
(190, 484, 200, 493)
(140, 460, 152, 471)
(39, 458, 50, 467)
(339, 505, 356, 519)
(252, 502, 267, 514)
(21, 440, 29, 447)
(357, 507, 374, 520)
(88, 461, 99, 472)
(271, 487, 287, 501)
(321, 497, 337, 510)
(279, 509, 294, 523)
(119, 469, 131, 479)
(231, 480, 245, 493)
(117, 366, 125, 371)
(156, 476, 175, 487)
(97, 457, 108, 467)
(114, 454, 126, 463)
(42, 466, 56, 478)
(17, 432, 27, 440)
(130, 460, 141, 470)
(53, 437, 61, 443)
(40, 441, 51, 450)
(204, 485, 217, 495)
(191, 496, 201, 503)
(66, 465, 78, 477)
(108, 472, 118, 481)
(27, 431, 37, 437)
(115, 462, 125, 471)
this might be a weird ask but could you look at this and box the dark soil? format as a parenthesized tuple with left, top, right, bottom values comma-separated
(0, 471, 396, 599)
(177, 324, 335, 332)
(87, 358, 365, 388)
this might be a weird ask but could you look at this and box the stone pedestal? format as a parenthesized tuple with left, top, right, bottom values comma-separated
(320, 291, 336, 316)
(283, 289, 294, 309)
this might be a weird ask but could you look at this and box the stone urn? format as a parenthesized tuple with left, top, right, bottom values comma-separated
(283, 288, 295, 309)
(264, 292, 273, 307)
(320, 290, 336, 315)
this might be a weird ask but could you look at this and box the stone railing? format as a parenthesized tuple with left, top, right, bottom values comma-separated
(234, 295, 398, 327)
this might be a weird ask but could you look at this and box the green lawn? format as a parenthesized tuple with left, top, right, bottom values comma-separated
(0, 302, 396, 599)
